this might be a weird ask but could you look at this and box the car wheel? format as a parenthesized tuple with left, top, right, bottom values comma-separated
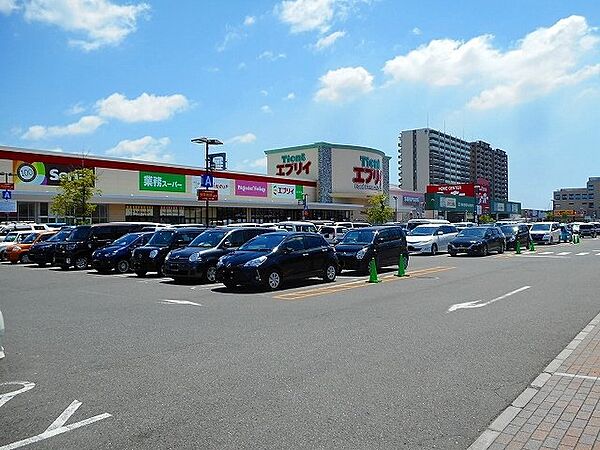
(135, 271, 147, 277)
(498, 243, 505, 254)
(204, 265, 217, 283)
(74, 257, 88, 270)
(116, 260, 130, 274)
(481, 245, 489, 256)
(20, 254, 31, 264)
(449, 251, 457, 257)
(266, 270, 282, 290)
(430, 243, 438, 256)
(157, 264, 166, 277)
(37, 262, 47, 267)
(323, 264, 337, 283)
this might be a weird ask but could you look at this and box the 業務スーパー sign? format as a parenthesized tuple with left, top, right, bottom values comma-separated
(139, 171, 186, 193)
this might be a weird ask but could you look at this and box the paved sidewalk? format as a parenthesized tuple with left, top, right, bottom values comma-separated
(470, 312, 600, 450)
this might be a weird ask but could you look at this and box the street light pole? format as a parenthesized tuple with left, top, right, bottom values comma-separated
(393, 195, 398, 222)
(0, 172, 14, 223)
(191, 137, 223, 227)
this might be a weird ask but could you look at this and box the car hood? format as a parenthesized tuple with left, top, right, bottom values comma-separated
(406, 235, 434, 243)
(334, 243, 367, 253)
(450, 237, 484, 245)
(529, 230, 549, 235)
(220, 250, 271, 266)
(94, 245, 128, 256)
(169, 246, 221, 259)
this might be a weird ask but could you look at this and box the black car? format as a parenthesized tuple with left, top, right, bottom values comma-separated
(215, 232, 339, 290)
(499, 223, 531, 250)
(91, 232, 154, 273)
(448, 226, 506, 256)
(131, 227, 205, 277)
(28, 226, 74, 266)
(578, 223, 597, 238)
(334, 226, 408, 273)
(164, 227, 275, 283)
(55, 223, 151, 270)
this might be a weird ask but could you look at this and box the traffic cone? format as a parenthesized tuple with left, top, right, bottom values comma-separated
(577, 235, 581, 244)
(529, 241, 535, 252)
(516, 240, 521, 254)
(368, 258, 380, 283)
(396, 254, 406, 277)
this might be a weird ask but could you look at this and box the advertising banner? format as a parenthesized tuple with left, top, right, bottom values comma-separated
(476, 178, 490, 214)
(192, 176, 231, 196)
(235, 180, 267, 197)
(426, 193, 476, 212)
(271, 183, 297, 200)
(13, 160, 95, 186)
(426, 183, 475, 197)
(139, 171, 186, 193)
(125, 205, 153, 217)
(331, 150, 383, 194)
(401, 193, 424, 206)
(0, 199, 17, 213)
(198, 190, 218, 201)
(267, 148, 318, 181)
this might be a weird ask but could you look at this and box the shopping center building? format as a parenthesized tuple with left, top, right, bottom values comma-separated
(0, 142, 389, 224)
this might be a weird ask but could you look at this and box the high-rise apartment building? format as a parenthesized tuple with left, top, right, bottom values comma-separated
(398, 128, 509, 199)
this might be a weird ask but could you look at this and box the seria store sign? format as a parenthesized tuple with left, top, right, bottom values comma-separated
(275, 153, 312, 177)
(13, 161, 95, 186)
(352, 155, 382, 191)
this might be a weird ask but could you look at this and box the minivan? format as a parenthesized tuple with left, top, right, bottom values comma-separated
(334, 226, 408, 273)
(276, 221, 318, 232)
(55, 223, 152, 269)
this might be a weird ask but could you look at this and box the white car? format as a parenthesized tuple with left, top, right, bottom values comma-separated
(406, 224, 458, 255)
(0, 231, 34, 260)
(0, 223, 49, 242)
(529, 222, 562, 244)
(276, 221, 317, 232)
(319, 225, 348, 244)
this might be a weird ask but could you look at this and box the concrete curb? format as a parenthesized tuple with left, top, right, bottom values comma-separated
(467, 311, 600, 450)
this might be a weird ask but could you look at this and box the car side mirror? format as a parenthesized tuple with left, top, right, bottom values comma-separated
(436, 230, 444, 235)
(222, 240, 232, 248)
(375, 237, 384, 244)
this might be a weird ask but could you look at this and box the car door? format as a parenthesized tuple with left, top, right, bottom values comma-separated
(303, 235, 328, 274)
(375, 229, 395, 265)
(440, 226, 457, 251)
(278, 236, 308, 280)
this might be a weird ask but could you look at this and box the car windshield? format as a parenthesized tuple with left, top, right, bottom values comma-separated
(147, 230, 175, 247)
(500, 225, 518, 235)
(409, 226, 438, 236)
(48, 229, 72, 242)
(189, 230, 228, 248)
(239, 234, 287, 251)
(580, 224, 593, 230)
(340, 230, 376, 245)
(457, 228, 487, 238)
(531, 224, 551, 232)
(66, 227, 91, 242)
(111, 233, 140, 247)
(3, 232, 18, 242)
(22, 233, 40, 243)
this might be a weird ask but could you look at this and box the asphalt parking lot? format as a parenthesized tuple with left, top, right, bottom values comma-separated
(1, 240, 600, 449)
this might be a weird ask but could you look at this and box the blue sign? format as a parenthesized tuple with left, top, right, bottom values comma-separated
(2, 190, 11, 200)
(200, 174, 214, 188)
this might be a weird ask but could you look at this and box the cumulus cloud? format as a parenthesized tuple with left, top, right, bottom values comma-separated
(276, 0, 335, 33)
(236, 157, 266, 172)
(96, 92, 189, 122)
(314, 30, 346, 50)
(244, 15, 256, 26)
(0, 0, 18, 15)
(106, 136, 172, 162)
(284, 92, 296, 100)
(258, 50, 286, 61)
(22, 0, 150, 51)
(260, 105, 273, 113)
(315, 66, 374, 102)
(383, 15, 600, 110)
(66, 102, 85, 115)
(411, 27, 422, 35)
(22, 115, 105, 140)
(226, 133, 257, 144)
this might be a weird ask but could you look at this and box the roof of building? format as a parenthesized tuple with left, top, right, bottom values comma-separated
(264, 142, 386, 157)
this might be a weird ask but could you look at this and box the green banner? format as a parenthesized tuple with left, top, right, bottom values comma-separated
(425, 193, 476, 212)
(139, 171, 186, 193)
(295, 185, 304, 200)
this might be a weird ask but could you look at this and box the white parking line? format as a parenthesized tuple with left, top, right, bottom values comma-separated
(576, 252, 590, 256)
(557, 252, 572, 256)
(538, 251, 554, 255)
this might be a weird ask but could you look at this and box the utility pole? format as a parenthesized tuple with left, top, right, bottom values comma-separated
(0, 172, 14, 223)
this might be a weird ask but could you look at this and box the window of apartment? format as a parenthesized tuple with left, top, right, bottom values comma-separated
(562, 195, 567, 200)
(568, 194, 574, 200)
(575, 194, 581, 199)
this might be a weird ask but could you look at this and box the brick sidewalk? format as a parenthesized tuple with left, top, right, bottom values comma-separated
(470, 313, 600, 450)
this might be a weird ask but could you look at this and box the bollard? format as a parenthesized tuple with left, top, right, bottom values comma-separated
(396, 254, 406, 277)
(515, 240, 521, 254)
(529, 240, 535, 252)
(577, 234, 581, 244)
(368, 258, 380, 283)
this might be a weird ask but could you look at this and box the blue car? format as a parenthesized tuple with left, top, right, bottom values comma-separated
(91, 232, 153, 273)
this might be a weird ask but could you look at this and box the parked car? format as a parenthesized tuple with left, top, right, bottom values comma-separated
(560, 225, 573, 243)
(406, 218, 450, 231)
(91, 232, 154, 273)
(28, 227, 74, 266)
(216, 232, 338, 290)
(578, 223, 597, 238)
(276, 221, 317, 232)
(0, 231, 34, 260)
(0, 223, 49, 242)
(164, 227, 275, 283)
(499, 223, 531, 250)
(454, 222, 476, 231)
(55, 223, 152, 270)
(131, 227, 205, 277)
(529, 222, 562, 244)
(6, 231, 57, 263)
(335, 226, 408, 273)
(334, 221, 371, 229)
(448, 226, 506, 256)
(406, 224, 458, 255)
(318, 225, 348, 245)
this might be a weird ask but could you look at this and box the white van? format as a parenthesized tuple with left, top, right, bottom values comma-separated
(406, 218, 450, 231)
(276, 221, 318, 233)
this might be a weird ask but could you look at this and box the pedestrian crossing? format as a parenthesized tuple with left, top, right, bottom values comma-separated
(518, 250, 600, 258)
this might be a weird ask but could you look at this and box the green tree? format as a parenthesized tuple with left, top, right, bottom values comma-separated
(365, 193, 395, 224)
(51, 168, 101, 224)
(478, 214, 495, 224)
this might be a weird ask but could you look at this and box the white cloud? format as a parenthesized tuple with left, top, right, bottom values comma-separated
(260, 105, 272, 113)
(216, 25, 242, 52)
(96, 92, 189, 122)
(276, 0, 335, 33)
(244, 15, 256, 26)
(258, 50, 287, 61)
(284, 92, 296, 100)
(382, 15, 600, 110)
(314, 30, 346, 50)
(411, 27, 422, 35)
(226, 133, 257, 144)
(236, 157, 266, 172)
(315, 66, 374, 102)
(0, 0, 18, 15)
(23, 0, 150, 51)
(66, 102, 85, 115)
(106, 136, 172, 162)
(260, 89, 269, 96)
(22, 115, 105, 140)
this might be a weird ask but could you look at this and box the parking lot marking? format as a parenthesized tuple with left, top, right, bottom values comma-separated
(273, 266, 455, 301)
(447, 286, 531, 313)
(0, 382, 35, 408)
(576, 252, 590, 256)
(557, 252, 572, 256)
(159, 299, 202, 306)
(538, 251, 554, 255)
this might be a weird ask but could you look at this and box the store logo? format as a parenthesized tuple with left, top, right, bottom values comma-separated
(15, 162, 46, 184)
(17, 163, 37, 182)
(352, 155, 382, 191)
(276, 153, 311, 177)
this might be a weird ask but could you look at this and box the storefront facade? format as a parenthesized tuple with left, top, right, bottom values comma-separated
(0, 146, 364, 224)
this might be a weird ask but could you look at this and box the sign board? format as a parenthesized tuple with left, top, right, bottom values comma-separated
(13, 161, 95, 186)
(200, 174, 214, 188)
(2, 190, 12, 200)
(198, 189, 218, 201)
(125, 205, 154, 217)
(0, 183, 14, 190)
(192, 176, 231, 196)
(476, 178, 490, 214)
(266, 147, 319, 181)
(235, 180, 267, 197)
(0, 199, 17, 213)
(425, 193, 476, 212)
(271, 183, 301, 200)
(139, 171, 186, 193)
(331, 149, 383, 194)
(427, 183, 475, 197)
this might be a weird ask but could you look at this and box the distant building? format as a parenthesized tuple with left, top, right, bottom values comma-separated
(553, 177, 600, 220)
(469, 140, 508, 201)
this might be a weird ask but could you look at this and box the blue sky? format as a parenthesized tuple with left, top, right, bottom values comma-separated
(1, 0, 599, 209)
